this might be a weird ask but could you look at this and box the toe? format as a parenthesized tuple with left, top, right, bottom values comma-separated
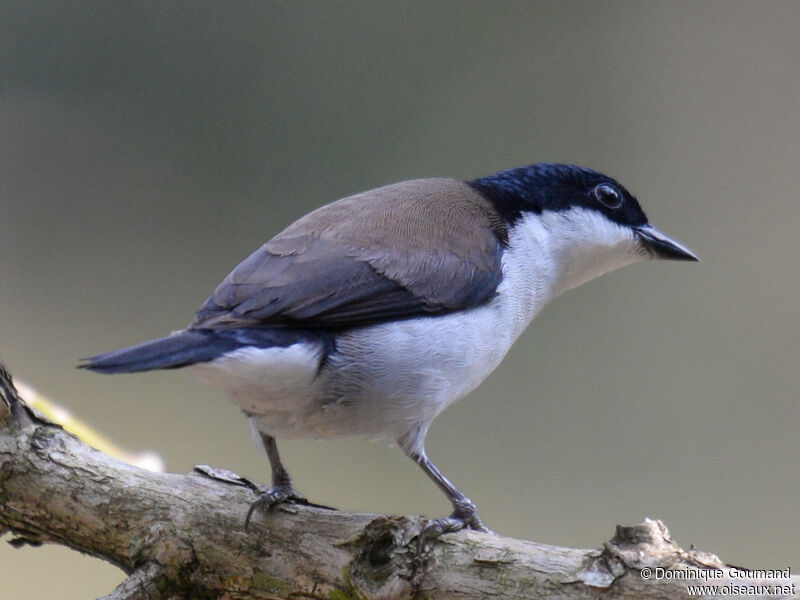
(244, 484, 298, 530)
(416, 502, 494, 550)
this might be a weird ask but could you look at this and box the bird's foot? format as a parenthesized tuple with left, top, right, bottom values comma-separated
(244, 483, 305, 530)
(417, 499, 496, 551)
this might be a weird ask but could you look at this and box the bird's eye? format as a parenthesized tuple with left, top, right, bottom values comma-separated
(593, 184, 623, 209)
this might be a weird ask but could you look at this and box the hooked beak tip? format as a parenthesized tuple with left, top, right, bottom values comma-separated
(635, 225, 699, 262)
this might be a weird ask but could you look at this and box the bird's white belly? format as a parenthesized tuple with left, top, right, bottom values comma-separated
(310, 300, 520, 438)
(191, 299, 522, 443)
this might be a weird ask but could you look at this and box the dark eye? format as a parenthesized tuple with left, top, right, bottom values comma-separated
(593, 183, 623, 209)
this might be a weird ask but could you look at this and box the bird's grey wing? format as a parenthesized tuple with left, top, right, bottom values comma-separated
(191, 178, 507, 329)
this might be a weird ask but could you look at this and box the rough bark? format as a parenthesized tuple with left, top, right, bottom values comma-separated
(0, 364, 796, 599)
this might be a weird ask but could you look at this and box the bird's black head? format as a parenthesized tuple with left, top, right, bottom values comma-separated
(467, 163, 697, 262)
(467, 163, 648, 229)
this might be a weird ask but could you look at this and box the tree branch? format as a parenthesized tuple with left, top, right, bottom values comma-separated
(0, 363, 796, 599)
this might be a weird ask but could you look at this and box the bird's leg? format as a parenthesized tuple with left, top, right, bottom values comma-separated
(401, 441, 495, 546)
(245, 433, 304, 529)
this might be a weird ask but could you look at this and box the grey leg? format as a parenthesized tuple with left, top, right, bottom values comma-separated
(245, 433, 304, 529)
(403, 444, 494, 545)
(263, 433, 293, 489)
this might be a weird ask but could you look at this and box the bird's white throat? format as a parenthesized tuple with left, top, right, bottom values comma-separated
(515, 207, 647, 300)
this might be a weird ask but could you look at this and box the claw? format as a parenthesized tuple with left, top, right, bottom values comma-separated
(416, 500, 495, 552)
(244, 484, 305, 530)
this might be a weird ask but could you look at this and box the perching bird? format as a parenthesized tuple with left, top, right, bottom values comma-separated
(80, 163, 697, 538)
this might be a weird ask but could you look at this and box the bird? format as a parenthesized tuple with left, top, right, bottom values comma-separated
(80, 163, 698, 539)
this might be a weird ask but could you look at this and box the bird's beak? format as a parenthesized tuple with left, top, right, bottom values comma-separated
(635, 225, 699, 262)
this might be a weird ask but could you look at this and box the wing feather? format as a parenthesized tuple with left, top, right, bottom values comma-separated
(191, 178, 506, 329)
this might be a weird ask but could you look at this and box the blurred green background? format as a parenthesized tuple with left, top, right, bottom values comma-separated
(1, 1, 798, 597)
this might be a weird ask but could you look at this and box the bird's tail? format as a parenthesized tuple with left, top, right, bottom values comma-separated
(78, 330, 233, 374)
(79, 328, 329, 374)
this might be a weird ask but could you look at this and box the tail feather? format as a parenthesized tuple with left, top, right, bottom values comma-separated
(79, 328, 331, 374)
